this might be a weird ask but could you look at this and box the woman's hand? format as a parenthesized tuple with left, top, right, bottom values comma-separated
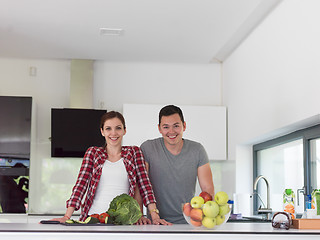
(135, 216, 152, 225)
(49, 216, 70, 223)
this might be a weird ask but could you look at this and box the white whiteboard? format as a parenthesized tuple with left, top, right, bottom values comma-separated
(122, 104, 226, 160)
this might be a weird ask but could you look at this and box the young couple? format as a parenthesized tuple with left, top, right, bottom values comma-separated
(53, 105, 214, 225)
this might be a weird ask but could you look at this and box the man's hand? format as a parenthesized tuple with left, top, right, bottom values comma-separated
(151, 217, 172, 225)
(135, 216, 152, 225)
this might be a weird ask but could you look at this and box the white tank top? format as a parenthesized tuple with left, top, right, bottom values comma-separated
(88, 158, 129, 215)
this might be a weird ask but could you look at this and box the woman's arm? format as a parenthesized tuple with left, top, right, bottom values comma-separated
(66, 147, 95, 211)
(134, 184, 151, 225)
(134, 184, 144, 213)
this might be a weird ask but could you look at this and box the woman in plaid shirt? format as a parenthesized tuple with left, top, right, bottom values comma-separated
(53, 111, 171, 225)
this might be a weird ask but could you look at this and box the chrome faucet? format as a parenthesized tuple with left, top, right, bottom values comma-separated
(253, 175, 272, 219)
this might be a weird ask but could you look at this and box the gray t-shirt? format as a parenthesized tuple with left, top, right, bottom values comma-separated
(140, 137, 209, 224)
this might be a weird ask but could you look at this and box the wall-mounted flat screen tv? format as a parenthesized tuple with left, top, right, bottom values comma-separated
(51, 108, 107, 157)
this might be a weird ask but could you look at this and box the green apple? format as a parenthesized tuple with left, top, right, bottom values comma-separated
(219, 203, 230, 216)
(202, 201, 219, 218)
(190, 196, 205, 208)
(214, 191, 229, 205)
(216, 214, 225, 225)
(202, 216, 216, 228)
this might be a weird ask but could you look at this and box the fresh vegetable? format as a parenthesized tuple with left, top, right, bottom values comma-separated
(85, 216, 100, 224)
(107, 193, 142, 225)
(65, 219, 85, 224)
(65, 219, 75, 224)
(99, 212, 110, 223)
(90, 213, 100, 219)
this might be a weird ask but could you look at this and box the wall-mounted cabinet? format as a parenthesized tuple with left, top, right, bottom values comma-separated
(123, 104, 227, 160)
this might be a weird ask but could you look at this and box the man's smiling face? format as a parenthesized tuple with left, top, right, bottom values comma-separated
(158, 113, 186, 147)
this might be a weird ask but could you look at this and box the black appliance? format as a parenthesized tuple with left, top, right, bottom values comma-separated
(51, 108, 107, 157)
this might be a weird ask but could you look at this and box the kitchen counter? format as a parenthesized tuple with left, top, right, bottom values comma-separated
(1, 222, 320, 240)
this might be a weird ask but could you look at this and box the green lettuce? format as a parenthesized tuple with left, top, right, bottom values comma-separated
(107, 193, 142, 225)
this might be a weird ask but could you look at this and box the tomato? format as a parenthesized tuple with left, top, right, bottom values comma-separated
(99, 212, 110, 224)
(90, 213, 100, 219)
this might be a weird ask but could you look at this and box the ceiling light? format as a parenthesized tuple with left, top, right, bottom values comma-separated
(99, 28, 123, 36)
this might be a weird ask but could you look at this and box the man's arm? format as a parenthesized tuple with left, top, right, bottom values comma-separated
(197, 163, 215, 197)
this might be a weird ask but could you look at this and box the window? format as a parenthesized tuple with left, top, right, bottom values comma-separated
(253, 124, 320, 216)
(255, 139, 304, 215)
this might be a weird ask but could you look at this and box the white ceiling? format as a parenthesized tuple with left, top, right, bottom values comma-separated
(0, 0, 282, 63)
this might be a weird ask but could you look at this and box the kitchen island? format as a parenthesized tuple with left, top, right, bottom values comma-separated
(0, 222, 319, 240)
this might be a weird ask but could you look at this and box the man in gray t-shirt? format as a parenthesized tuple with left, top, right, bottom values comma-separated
(140, 105, 215, 224)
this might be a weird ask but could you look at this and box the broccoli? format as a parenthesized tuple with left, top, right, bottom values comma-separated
(107, 193, 142, 225)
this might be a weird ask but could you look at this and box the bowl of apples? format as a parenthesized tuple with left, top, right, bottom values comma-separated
(182, 191, 231, 229)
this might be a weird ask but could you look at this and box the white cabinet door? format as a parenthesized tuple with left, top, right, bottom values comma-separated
(122, 104, 226, 160)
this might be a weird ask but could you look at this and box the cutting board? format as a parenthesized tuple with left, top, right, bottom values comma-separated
(292, 219, 320, 229)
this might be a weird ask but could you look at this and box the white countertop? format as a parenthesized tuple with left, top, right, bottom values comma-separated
(0, 222, 320, 240)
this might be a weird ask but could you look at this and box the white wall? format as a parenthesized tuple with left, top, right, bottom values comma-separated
(93, 62, 222, 111)
(223, 0, 320, 195)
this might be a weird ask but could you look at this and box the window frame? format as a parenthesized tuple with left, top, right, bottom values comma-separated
(252, 124, 320, 215)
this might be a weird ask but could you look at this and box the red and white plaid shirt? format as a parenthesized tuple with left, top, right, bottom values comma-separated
(66, 146, 156, 221)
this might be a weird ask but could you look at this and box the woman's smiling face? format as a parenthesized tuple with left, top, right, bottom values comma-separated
(101, 117, 126, 146)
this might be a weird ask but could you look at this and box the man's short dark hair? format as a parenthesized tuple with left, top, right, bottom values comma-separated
(159, 105, 185, 125)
